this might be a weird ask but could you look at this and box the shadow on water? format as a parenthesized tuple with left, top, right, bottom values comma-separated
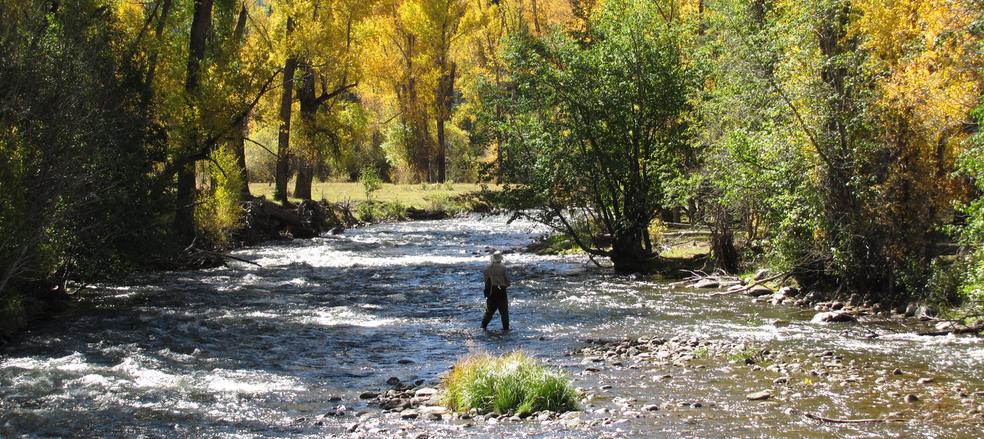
(2, 215, 983, 437)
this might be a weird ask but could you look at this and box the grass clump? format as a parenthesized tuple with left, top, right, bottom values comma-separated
(443, 352, 580, 416)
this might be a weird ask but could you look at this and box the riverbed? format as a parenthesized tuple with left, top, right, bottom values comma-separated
(1, 215, 982, 437)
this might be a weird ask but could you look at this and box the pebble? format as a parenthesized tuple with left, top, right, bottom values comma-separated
(600, 385, 613, 390)
(904, 394, 920, 403)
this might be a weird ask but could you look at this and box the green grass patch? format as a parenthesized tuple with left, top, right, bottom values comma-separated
(728, 345, 765, 364)
(248, 181, 497, 209)
(442, 352, 580, 416)
(528, 234, 584, 255)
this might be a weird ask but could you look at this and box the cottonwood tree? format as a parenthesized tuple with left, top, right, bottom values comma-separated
(492, 0, 697, 272)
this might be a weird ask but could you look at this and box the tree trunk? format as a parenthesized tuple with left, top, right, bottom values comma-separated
(175, 0, 214, 241)
(275, 17, 296, 206)
(610, 225, 655, 273)
(232, 2, 250, 200)
(436, 119, 446, 183)
(435, 62, 455, 183)
(232, 111, 251, 199)
(294, 164, 314, 200)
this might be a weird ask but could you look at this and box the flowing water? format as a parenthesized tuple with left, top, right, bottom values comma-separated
(1, 215, 982, 438)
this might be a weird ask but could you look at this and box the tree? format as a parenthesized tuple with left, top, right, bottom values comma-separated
(491, 0, 696, 272)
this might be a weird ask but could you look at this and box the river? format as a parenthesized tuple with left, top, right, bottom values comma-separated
(1, 215, 982, 437)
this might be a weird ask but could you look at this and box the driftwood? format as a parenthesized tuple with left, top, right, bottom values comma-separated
(804, 412, 906, 424)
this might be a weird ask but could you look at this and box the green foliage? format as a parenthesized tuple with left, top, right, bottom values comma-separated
(359, 166, 383, 200)
(0, 0, 169, 303)
(952, 103, 984, 310)
(355, 200, 407, 222)
(487, 0, 696, 272)
(195, 146, 245, 246)
(442, 352, 580, 416)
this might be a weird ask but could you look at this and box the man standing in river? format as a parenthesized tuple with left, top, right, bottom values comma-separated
(481, 251, 511, 331)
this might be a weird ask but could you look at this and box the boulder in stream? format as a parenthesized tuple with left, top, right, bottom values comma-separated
(811, 311, 857, 323)
(693, 279, 720, 289)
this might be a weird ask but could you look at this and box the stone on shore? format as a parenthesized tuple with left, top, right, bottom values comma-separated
(746, 390, 772, 401)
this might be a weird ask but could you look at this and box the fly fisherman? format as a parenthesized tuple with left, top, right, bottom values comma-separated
(481, 251, 511, 331)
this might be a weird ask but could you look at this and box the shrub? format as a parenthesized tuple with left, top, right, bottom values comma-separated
(359, 166, 382, 201)
(443, 352, 580, 416)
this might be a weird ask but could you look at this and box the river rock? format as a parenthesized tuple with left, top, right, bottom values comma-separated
(746, 390, 772, 401)
(904, 394, 920, 403)
(398, 358, 416, 365)
(414, 387, 438, 398)
(904, 303, 919, 317)
(359, 391, 379, 399)
(386, 377, 402, 386)
(917, 377, 935, 384)
(418, 406, 448, 416)
(642, 404, 660, 412)
(753, 269, 771, 281)
(746, 285, 772, 297)
(917, 305, 938, 321)
(778, 286, 799, 297)
(811, 311, 857, 323)
(400, 409, 419, 419)
(694, 279, 720, 289)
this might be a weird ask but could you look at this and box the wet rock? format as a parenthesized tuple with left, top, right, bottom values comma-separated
(830, 302, 845, 311)
(893, 368, 904, 375)
(642, 404, 660, 412)
(811, 311, 857, 323)
(694, 279, 720, 289)
(600, 384, 613, 390)
(346, 422, 359, 433)
(904, 394, 920, 403)
(904, 303, 919, 317)
(412, 434, 430, 439)
(398, 358, 416, 365)
(778, 286, 800, 297)
(746, 390, 772, 401)
(400, 409, 419, 419)
(386, 377, 402, 386)
(380, 399, 406, 410)
(359, 391, 379, 399)
(585, 367, 600, 373)
(746, 285, 773, 297)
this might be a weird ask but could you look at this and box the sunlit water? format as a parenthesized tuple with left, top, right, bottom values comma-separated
(2, 215, 982, 437)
